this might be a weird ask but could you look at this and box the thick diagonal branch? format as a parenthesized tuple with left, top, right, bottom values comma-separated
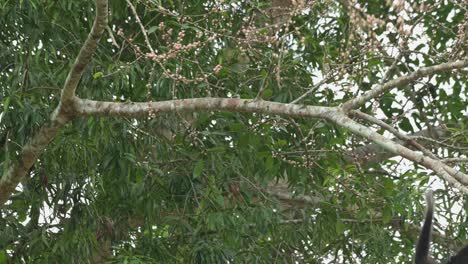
(344, 125, 449, 166)
(325, 113, 468, 194)
(0, 0, 108, 206)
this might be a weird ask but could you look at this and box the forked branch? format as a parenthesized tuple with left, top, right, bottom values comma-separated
(0, 0, 108, 206)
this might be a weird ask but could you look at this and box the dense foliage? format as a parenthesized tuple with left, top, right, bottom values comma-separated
(0, 0, 466, 263)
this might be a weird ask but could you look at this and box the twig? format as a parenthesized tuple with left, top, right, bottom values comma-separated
(442, 158, 468, 164)
(106, 25, 120, 48)
(125, 0, 155, 54)
(291, 75, 333, 104)
(413, 136, 468, 151)
(350, 110, 439, 160)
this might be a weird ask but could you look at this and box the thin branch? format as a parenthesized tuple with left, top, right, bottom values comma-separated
(342, 60, 468, 111)
(126, 0, 155, 54)
(350, 110, 439, 160)
(378, 13, 425, 83)
(291, 74, 334, 104)
(106, 25, 120, 48)
(413, 135, 468, 151)
(442, 158, 468, 164)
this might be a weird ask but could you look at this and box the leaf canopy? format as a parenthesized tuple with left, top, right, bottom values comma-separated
(0, 0, 467, 263)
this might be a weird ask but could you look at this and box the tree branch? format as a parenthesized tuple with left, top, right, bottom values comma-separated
(343, 125, 449, 166)
(342, 60, 468, 111)
(125, 0, 155, 54)
(350, 110, 439, 160)
(74, 97, 335, 118)
(324, 113, 468, 194)
(75, 97, 468, 193)
(59, 0, 108, 103)
(0, 0, 108, 206)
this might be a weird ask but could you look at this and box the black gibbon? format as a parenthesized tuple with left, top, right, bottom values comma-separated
(415, 190, 468, 264)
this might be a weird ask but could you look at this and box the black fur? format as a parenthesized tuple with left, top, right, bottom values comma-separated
(414, 190, 468, 264)
(447, 245, 468, 264)
(415, 191, 436, 264)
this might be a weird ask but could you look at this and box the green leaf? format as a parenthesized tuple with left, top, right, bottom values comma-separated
(262, 89, 273, 99)
(368, 57, 381, 67)
(193, 160, 204, 179)
(335, 218, 346, 235)
(147, 26, 158, 34)
(265, 156, 274, 171)
(382, 204, 392, 224)
(92, 72, 103, 79)
(207, 213, 216, 231)
(2, 96, 10, 115)
(276, 139, 287, 147)
(215, 195, 224, 207)
(383, 178, 394, 194)
(229, 63, 249, 73)
(399, 117, 413, 132)
(0, 250, 7, 264)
